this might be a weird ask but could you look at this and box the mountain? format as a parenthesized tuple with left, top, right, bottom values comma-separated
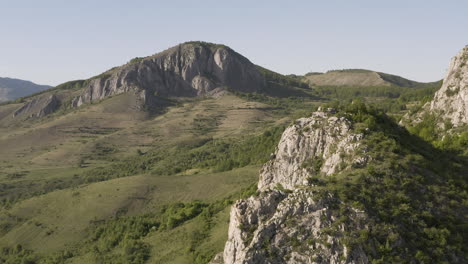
(0, 77, 51, 102)
(0, 42, 316, 263)
(3, 41, 313, 121)
(70, 42, 267, 108)
(218, 106, 467, 264)
(304, 69, 436, 88)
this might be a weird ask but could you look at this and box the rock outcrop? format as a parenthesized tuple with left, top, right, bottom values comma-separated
(71, 42, 266, 107)
(259, 111, 365, 190)
(13, 94, 59, 119)
(221, 111, 370, 264)
(429, 45, 468, 127)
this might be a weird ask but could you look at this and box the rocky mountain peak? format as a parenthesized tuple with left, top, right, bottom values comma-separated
(259, 110, 366, 191)
(220, 110, 370, 264)
(71, 41, 266, 108)
(429, 45, 468, 127)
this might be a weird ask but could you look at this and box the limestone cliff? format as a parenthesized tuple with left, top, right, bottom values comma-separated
(402, 45, 468, 128)
(429, 45, 468, 127)
(218, 104, 467, 263)
(221, 110, 370, 264)
(71, 42, 266, 108)
(259, 111, 366, 191)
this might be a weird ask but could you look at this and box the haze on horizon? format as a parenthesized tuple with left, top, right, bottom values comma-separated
(1, 0, 467, 86)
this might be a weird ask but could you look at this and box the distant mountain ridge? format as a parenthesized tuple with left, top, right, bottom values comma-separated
(3, 42, 441, 121)
(304, 69, 439, 88)
(0, 77, 52, 102)
(5, 41, 309, 120)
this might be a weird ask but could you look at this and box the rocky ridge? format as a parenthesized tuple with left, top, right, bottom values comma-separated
(221, 110, 370, 264)
(429, 45, 468, 127)
(71, 42, 266, 108)
(401, 45, 468, 129)
(259, 110, 366, 191)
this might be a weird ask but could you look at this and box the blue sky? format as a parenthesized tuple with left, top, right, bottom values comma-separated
(1, 0, 467, 85)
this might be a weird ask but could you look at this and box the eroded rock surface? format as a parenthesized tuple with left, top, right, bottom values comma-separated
(429, 45, 468, 127)
(220, 111, 370, 264)
(71, 42, 266, 107)
(224, 190, 369, 264)
(259, 111, 365, 190)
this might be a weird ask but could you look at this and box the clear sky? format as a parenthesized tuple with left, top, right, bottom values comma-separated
(1, 0, 467, 85)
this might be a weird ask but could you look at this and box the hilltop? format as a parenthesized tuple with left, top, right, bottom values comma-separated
(304, 69, 439, 88)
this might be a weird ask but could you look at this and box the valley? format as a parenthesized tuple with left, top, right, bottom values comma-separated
(0, 42, 466, 264)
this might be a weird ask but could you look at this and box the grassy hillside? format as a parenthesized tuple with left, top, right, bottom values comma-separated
(0, 63, 460, 263)
(303, 69, 440, 88)
(0, 91, 324, 263)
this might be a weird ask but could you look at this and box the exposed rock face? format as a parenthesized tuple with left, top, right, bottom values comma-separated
(71, 42, 266, 107)
(259, 111, 365, 190)
(429, 45, 468, 127)
(224, 190, 369, 264)
(13, 94, 59, 118)
(221, 111, 369, 264)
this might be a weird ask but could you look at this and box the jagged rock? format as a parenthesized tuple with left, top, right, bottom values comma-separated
(223, 190, 369, 264)
(402, 45, 468, 128)
(13, 94, 59, 118)
(259, 111, 365, 190)
(429, 45, 468, 127)
(71, 42, 266, 107)
(219, 111, 370, 264)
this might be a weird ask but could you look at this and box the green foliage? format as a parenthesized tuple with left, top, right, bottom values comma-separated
(408, 113, 438, 142)
(54, 80, 87, 91)
(315, 83, 439, 101)
(230, 90, 317, 117)
(256, 66, 310, 89)
(408, 113, 467, 154)
(128, 57, 144, 64)
(89, 214, 157, 262)
(435, 131, 468, 155)
(314, 81, 441, 114)
(0, 245, 37, 264)
(306, 106, 468, 263)
(83, 125, 285, 182)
